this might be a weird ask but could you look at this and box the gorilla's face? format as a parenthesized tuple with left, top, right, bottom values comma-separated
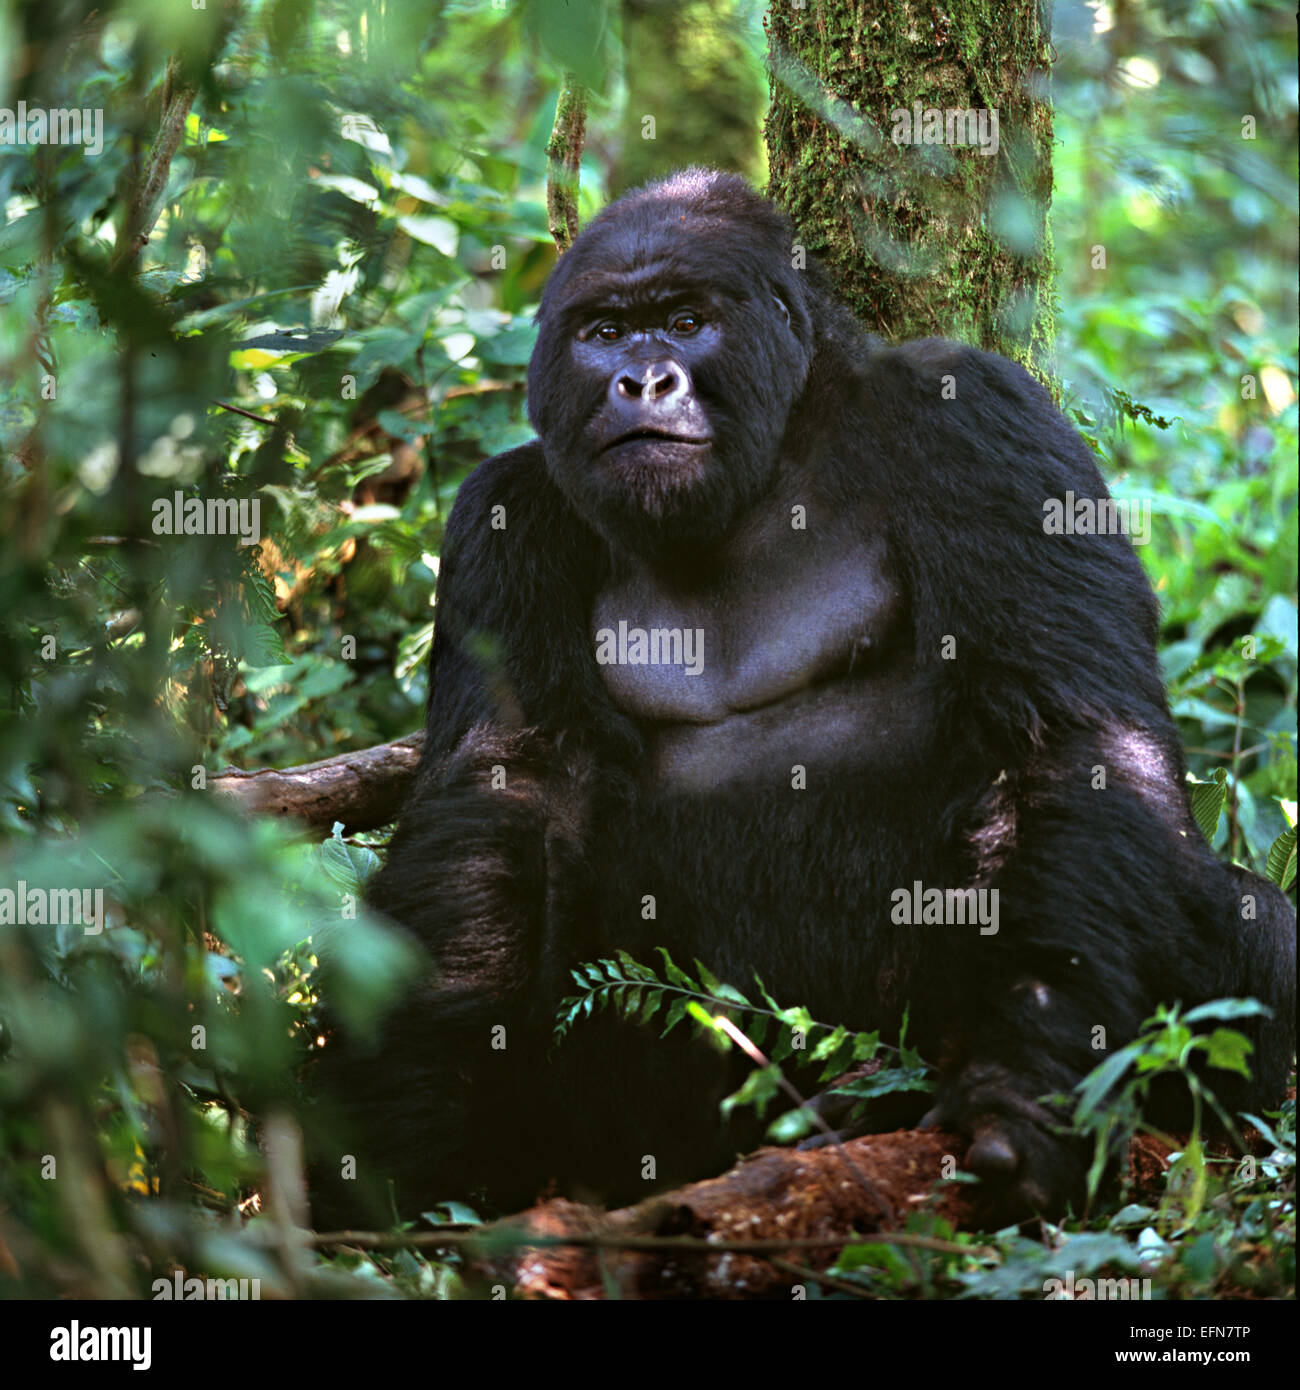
(527, 172, 815, 557)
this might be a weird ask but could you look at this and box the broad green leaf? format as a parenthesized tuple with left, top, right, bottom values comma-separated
(1265, 825, 1296, 890)
(1188, 768, 1228, 842)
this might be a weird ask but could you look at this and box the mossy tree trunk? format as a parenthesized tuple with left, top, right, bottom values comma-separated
(765, 0, 1055, 373)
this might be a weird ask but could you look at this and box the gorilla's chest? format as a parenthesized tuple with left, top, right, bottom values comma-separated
(592, 528, 920, 789)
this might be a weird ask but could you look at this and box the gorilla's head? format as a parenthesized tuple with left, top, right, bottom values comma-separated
(528, 170, 822, 557)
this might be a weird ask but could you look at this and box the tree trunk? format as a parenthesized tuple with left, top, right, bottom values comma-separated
(765, 0, 1055, 372)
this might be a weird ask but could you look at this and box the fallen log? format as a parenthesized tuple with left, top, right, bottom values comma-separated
(460, 1112, 1287, 1300)
(466, 1129, 973, 1300)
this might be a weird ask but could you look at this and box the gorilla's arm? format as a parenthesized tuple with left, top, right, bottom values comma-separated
(374, 439, 619, 997)
(857, 340, 1170, 751)
(316, 446, 627, 1218)
(841, 342, 1294, 1210)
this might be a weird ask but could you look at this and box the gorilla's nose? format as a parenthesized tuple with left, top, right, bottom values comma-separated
(612, 360, 688, 407)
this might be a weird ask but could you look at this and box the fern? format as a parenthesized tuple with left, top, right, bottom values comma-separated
(554, 948, 933, 1131)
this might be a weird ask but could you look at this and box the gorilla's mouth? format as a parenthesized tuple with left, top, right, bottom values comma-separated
(601, 429, 712, 453)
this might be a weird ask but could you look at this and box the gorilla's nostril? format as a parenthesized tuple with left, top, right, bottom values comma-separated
(613, 361, 685, 402)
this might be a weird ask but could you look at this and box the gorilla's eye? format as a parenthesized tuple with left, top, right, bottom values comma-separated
(594, 322, 624, 343)
(669, 312, 701, 335)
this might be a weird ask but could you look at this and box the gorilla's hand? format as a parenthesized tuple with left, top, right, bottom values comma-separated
(920, 1061, 1090, 1221)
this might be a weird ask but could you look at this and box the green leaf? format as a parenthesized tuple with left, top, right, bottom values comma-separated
(817, 1040, 859, 1084)
(1183, 998, 1270, 1024)
(694, 959, 723, 994)
(1188, 768, 1228, 842)
(685, 1001, 714, 1027)
(1265, 825, 1296, 890)
(396, 214, 459, 255)
(615, 948, 655, 981)
(660, 996, 691, 1038)
(525, 0, 616, 90)
(765, 1105, 819, 1144)
(1239, 1112, 1284, 1150)
(1201, 1027, 1254, 1077)
(314, 830, 380, 894)
(655, 948, 694, 988)
(1073, 1043, 1141, 1121)
(753, 973, 780, 1010)
(720, 1063, 782, 1119)
(830, 1065, 933, 1100)
(809, 1024, 847, 1063)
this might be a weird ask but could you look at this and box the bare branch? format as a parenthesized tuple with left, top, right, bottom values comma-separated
(112, 57, 197, 271)
(211, 733, 423, 833)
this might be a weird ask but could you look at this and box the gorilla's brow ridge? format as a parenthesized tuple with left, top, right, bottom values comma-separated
(559, 266, 729, 318)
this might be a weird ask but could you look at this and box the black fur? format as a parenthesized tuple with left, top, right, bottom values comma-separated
(316, 170, 1295, 1223)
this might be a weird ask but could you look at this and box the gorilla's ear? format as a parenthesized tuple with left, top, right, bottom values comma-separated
(771, 292, 791, 327)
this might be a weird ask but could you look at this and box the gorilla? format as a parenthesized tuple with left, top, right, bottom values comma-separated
(317, 169, 1295, 1223)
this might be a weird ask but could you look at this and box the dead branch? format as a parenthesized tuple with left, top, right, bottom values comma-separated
(211, 733, 423, 832)
(112, 57, 197, 271)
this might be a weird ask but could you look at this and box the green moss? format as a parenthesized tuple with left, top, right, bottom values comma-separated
(765, 0, 1056, 382)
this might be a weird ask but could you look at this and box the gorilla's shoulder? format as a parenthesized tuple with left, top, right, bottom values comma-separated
(444, 440, 578, 543)
(855, 336, 1084, 455)
(448, 440, 551, 519)
(442, 440, 599, 582)
(837, 336, 1102, 495)
(864, 336, 1054, 413)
